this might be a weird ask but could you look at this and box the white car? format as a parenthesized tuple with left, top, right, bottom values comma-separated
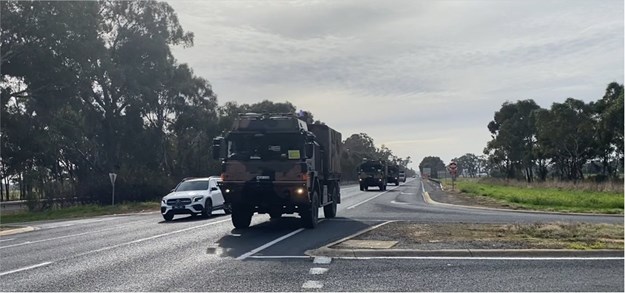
(160, 176, 231, 221)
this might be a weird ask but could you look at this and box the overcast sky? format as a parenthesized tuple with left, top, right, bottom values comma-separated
(167, 0, 624, 170)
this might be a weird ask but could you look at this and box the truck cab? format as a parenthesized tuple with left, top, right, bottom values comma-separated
(213, 113, 342, 229)
(358, 160, 387, 191)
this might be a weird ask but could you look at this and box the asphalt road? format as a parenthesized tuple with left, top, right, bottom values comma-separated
(0, 179, 622, 292)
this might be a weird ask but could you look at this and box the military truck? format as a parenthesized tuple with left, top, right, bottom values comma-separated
(212, 113, 342, 229)
(387, 165, 400, 186)
(358, 160, 387, 191)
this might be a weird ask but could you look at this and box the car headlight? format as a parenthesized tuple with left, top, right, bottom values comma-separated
(193, 196, 204, 202)
(162, 197, 167, 204)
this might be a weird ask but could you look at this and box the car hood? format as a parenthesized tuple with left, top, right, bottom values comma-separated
(164, 190, 208, 199)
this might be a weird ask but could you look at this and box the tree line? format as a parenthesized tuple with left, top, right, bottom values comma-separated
(484, 83, 623, 182)
(0, 1, 412, 205)
(419, 83, 623, 182)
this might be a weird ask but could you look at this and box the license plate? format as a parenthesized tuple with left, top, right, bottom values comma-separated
(174, 205, 184, 209)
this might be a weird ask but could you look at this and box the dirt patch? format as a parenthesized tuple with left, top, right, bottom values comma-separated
(344, 222, 624, 250)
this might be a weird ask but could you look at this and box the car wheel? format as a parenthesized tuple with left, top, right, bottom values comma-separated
(202, 199, 213, 218)
(163, 212, 174, 221)
(232, 204, 253, 229)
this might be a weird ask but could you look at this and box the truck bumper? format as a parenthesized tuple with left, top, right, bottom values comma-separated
(219, 181, 310, 207)
(359, 177, 384, 186)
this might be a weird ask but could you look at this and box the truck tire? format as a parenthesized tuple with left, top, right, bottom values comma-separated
(232, 204, 253, 229)
(323, 201, 337, 218)
(364, 185, 369, 191)
(359, 184, 364, 191)
(395, 182, 399, 186)
(301, 191, 319, 228)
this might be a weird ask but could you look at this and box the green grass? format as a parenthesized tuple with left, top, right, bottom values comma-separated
(0, 201, 160, 224)
(442, 179, 623, 214)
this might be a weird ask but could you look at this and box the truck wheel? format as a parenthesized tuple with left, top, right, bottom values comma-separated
(163, 212, 174, 222)
(395, 182, 399, 186)
(301, 191, 319, 228)
(232, 205, 253, 229)
(359, 184, 364, 191)
(201, 199, 213, 218)
(364, 185, 369, 191)
(323, 201, 337, 218)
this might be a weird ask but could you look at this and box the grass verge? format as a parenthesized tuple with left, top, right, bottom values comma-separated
(441, 179, 623, 214)
(0, 201, 160, 225)
(352, 222, 624, 250)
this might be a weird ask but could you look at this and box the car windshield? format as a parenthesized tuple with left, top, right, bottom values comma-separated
(175, 180, 209, 191)
(227, 133, 304, 160)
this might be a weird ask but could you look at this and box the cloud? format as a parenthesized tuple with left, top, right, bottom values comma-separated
(167, 0, 624, 169)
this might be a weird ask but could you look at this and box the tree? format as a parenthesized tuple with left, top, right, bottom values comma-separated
(591, 82, 624, 179)
(484, 100, 541, 181)
(419, 156, 446, 178)
(535, 98, 596, 182)
(453, 153, 479, 177)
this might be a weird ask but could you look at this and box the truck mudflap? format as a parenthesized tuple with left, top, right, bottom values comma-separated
(219, 181, 310, 207)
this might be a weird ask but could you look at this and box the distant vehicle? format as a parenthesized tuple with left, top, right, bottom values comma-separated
(358, 160, 387, 191)
(213, 113, 342, 229)
(387, 165, 400, 186)
(398, 171, 406, 182)
(160, 176, 230, 221)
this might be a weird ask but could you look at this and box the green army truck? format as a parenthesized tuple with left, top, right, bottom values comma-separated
(212, 113, 342, 229)
(387, 165, 400, 186)
(358, 160, 387, 191)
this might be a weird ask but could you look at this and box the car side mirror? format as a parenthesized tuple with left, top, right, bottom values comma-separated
(305, 143, 314, 159)
(210, 187, 218, 192)
(170, 189, 175, 193)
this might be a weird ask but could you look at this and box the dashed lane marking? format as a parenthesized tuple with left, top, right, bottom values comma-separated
(313, 256, 332, 264)
(309, 267, 329, 275)
(346, 185, 401, 209)
(302, 280, 324, 289)
(0, 262, 53, 277)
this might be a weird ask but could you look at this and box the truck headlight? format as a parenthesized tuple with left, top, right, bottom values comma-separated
(296, 187, 305, 195)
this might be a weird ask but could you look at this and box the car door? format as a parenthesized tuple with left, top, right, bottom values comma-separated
(209, 178, 225, 207)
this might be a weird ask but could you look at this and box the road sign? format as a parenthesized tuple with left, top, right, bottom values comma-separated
(109, 173, 117, 206)
(109, 173, 117, 185)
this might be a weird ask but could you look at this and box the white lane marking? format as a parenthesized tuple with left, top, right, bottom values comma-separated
(346, 185, 401, 210)
(236, 228, 306, 260)
(302, 280, 324, 289)
(390, 200, 410, 205)
(0, 238, 15, 242)
(309, 267, 329, 275)
(0, 217, 157, 249)
(313, 256, 332, 264)
(0, 262, 53, 277)
(76, 218, 231, 257)
(0, 228, 117, 249)
(248, 255, 311, 259)
(334, 256, 624, 260)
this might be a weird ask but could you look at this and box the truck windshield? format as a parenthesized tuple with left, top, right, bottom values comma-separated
(176, 180, 209, 191)
(360, 163, 384, 173)
(227, 133, 304, 160)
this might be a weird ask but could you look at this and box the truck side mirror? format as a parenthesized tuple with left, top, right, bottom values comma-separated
(212, 137, 223, 160)
(305, 142, 314, 159)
